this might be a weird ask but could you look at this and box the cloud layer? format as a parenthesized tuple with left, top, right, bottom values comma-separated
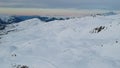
(0, 0, 120, 10)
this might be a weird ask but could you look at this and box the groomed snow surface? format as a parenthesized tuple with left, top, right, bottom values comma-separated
(1, 14, 120, 68)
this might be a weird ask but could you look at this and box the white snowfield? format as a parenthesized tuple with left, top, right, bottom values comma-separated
(0, 14, 120, 68)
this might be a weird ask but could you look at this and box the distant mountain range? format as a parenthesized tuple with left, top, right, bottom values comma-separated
(0, 11, 117, 30)
(0, 15, 69, 30)
(96, 12, 117, 16)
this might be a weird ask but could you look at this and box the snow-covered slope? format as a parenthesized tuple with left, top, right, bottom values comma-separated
(1, 14, 120, 68)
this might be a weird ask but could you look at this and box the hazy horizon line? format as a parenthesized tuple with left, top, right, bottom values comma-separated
(0, 7, 120, 16)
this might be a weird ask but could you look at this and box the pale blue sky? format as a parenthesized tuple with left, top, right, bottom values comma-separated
(0, 0, 120, 10)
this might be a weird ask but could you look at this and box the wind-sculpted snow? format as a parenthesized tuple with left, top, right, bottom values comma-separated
(1, 14, 120, 68)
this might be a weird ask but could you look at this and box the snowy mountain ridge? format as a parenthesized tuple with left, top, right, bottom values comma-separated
(0, 15, 69, 24)
(0, 15, 69, 32)
(0, 14, 120, 68)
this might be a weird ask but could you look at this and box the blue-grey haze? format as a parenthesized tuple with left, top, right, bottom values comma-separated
(0, 0, 120, 10)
